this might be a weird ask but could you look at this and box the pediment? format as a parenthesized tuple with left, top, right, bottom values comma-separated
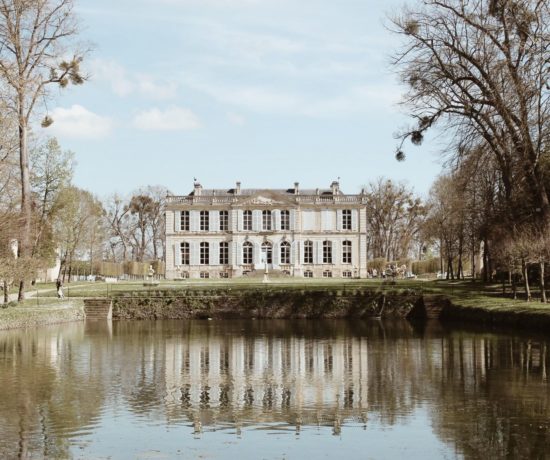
(237, 191, 297, 207)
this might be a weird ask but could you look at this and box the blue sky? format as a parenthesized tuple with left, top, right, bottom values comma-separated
(43, 0, 444, 198)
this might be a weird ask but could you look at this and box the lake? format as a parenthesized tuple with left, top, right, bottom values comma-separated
(0, 319, 548, 459)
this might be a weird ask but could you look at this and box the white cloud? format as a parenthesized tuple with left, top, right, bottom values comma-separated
(47, 105, 114, 139)
(186, 79, 401, 118)
(227, 112, 245, 126)
(90, 59, 178, 100)
(133, 106, 201, 131)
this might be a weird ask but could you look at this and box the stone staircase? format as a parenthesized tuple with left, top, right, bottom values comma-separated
(83, 298, 113, 320)
(406, 294, 450, 320)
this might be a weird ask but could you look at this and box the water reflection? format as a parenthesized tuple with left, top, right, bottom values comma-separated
(0, 319, 549, 459)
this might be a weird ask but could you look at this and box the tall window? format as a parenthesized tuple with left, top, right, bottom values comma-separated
(323, 240, 332, 264)
(200, 242, 209, 265)
(280, 210, 290, 230)
(280, 241, 291, 264)
(200, 211, 209, 231)
(262, 210, 272, 231)
(243, 210, 252, 231)
(261, 241, 273, 263)
(219, 242, 229, 265)
(243, 241, 253, 264)
(180, 211, 189, 231)
(342, 240, 352, 264)
(304, 241, 313, 264)
(342, 209, 352, 230)
(180, 242, 190, 265)
(219, 211, 229, 231)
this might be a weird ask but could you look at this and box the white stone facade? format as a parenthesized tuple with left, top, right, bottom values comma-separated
(165, 181, 368, 279)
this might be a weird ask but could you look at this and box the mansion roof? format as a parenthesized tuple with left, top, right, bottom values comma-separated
(166, 181, 367, 207)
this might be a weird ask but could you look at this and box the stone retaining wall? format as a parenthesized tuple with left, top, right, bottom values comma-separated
(111, 288, 423, 320)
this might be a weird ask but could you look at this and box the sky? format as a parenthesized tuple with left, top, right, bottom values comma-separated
(41, 0, 446, 199)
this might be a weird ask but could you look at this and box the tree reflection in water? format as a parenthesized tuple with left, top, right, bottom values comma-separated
(0, 319, 549, 458)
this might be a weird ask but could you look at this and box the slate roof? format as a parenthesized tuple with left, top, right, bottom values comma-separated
(189, 188, 336, 197)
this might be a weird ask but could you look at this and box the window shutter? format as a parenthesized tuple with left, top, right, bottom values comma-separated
(290, 210, 297, 231)
(190, 211, 198, 232)
(290, 241, 296, 265)
(236, 242, 242, 265)
(212, 242, 219, 265)
(351, 241, 357, 266)
(253, 210, 261, 231)
(273, 241, 279, 265)
(254, 242, 261, 265)
(174, 211, 181, 232)
(317, 241, 323, 264)
(188, 242, 195, 265)
(210, 210, 218, 232)
(273, 210, 280, 231)
(352, 210, 358, 231)
(336, 210, 342, 231)
(237, 210, 243, 231)
(332, 241, 339, 265)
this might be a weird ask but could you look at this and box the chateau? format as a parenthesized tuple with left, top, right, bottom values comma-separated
(165, 181, 368, 279)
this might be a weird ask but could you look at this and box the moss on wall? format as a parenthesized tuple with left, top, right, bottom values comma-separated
(111, 287, 422, 320)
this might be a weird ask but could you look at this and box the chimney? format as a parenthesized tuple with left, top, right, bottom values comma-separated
(294, 182, 299, 195)
(194, 181, 202, 196)
(236, 181, 241, 195)
(330, 180, 340, 195)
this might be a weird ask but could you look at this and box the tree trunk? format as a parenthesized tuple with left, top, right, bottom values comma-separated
(522, 259, 531, 302)
(541, 262, 547, 303)
(471, 240, 476, 282)
(17, 115, 31, 302)
(482, 239, 488, 283)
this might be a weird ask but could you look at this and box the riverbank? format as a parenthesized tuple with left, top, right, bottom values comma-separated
(0, 298, 85, 331)
(1, 279, 549, 333)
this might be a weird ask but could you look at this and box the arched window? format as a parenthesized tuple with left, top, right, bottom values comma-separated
(180, 242, 190, 265)
(280, 241, 291, 264)
(304, 240, 313, 264)
(342, 240, 352, 264)
(243, 241, 253, 264)
(200, 242, 209, 265)
(261, 241, 273, 264)
(323, 240, 332, 264)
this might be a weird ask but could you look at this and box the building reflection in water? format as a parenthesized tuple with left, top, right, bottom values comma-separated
(1, 319, 550, 459)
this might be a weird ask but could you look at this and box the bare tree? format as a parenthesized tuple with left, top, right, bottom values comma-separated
(391, 0, 550, 229)
(0, 0, 85, 300)
(365, 178, 425, 261)
(54, 186, 103, 282)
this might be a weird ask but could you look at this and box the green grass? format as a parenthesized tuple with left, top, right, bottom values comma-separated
(38, 278, 434, 298)
(0, 297, 84, 330)
(5, 281, 56, 295)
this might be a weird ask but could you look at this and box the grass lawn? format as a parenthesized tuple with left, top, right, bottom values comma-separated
(36, 277, 548, 307)
(39, 278, 434, 298)
(0, 297, 84, 330)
